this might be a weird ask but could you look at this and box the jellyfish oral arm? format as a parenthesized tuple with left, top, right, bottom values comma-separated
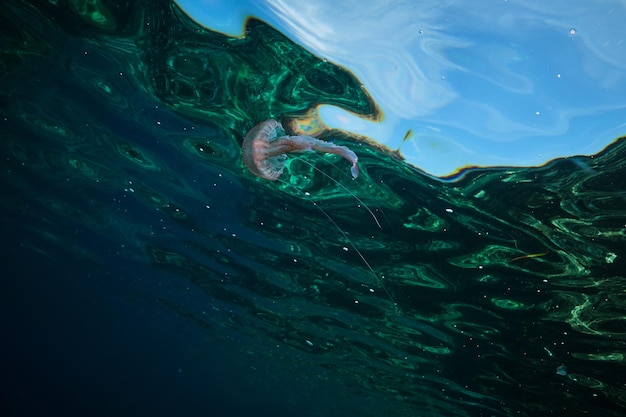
(242, 120, 360, 180)
(269, 135, 360, 179)
(308, 137, 359, 179)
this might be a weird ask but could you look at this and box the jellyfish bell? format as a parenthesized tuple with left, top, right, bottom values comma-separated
(242, 119, 359, 181)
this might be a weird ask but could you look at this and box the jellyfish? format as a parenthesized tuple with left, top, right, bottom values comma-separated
(242, 119, 359, 181)
(240, 119, 395, 307)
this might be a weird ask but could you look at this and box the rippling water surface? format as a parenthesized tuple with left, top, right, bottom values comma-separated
(1, 1, 625, 416)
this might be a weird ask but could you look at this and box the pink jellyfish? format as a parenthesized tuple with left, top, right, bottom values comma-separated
(242, 119, 359, 181)
(241, 119, 395, 306)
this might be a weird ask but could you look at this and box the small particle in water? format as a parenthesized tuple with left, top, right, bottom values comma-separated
(305, 340, 313, 346)
(569, 28, 576, 36)
(402, 129, 414, 142)
(556, 364, 567, 376)
(509, 251, 549, 263)
(445, 208, 453, 213)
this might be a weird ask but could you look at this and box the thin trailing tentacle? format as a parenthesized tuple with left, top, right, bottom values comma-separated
(296, 157, 381, 229)
(276, 176, 395, 307)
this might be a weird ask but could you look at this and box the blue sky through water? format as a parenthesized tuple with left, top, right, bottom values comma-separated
(175, 0, 626, 177)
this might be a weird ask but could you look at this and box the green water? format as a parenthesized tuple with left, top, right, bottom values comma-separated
(1, 1, 625, 416)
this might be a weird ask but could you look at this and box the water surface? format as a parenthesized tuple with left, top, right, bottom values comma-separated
(1, 1, 625, 416)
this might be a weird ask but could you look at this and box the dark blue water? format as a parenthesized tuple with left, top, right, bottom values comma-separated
(1, 1, 625, 416)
